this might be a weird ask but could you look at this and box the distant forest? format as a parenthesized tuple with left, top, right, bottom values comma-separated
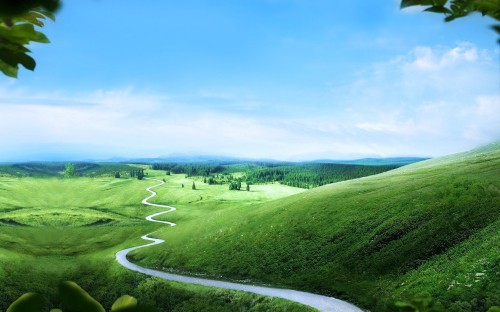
(0, 162, 137, 178)
(151, 163, 225, 177)
(152, 162, 400, 188)
(244, 163, 398, 188)
(0, 160, 406, 188)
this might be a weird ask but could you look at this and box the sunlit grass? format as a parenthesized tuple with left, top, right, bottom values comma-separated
(0, 174, 311, 311)
(130, 144, 500, 311)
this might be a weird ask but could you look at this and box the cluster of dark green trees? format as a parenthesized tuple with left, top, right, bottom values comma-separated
(129, 169, 145, 180)
(203, 173, 238, 185)
(151, 162, 399, 189)
(245, 163, 398, 188)
(151, 164, 224, 177)
(203, 176, 216, 185)
(228, 181, 250, 191)
(228, 181, 242, 190)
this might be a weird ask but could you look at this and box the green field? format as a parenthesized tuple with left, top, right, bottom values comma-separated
(0, 177, 311, 311)
(0, 143, 499, 311)
(129, 143, 500, 311)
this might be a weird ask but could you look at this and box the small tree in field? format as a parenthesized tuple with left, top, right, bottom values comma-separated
(114, 172, 121, 178)
(192, 182, 196, 190)
(64, 163, 75, 177)
(137, 169, 145, 180)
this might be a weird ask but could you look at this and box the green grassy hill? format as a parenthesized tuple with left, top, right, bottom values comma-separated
(130, 142, 500, 311)
(0, 177, 311, 311)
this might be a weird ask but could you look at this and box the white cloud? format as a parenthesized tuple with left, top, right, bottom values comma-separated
(407, 43, 478, 71)
(326, 43, 499, 156)
(0, 43, 498, 161)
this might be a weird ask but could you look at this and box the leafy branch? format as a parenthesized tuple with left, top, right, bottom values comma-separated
(0, 0, 60, 78)
(401, 0, 500, 42)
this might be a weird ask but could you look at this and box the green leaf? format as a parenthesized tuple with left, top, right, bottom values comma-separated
(20, 12, 47, 27)
(0, 0, 60, 19)
(19, 53, 36, 70)
(444, 10, 470, 21)
(58, 281, 106, 312)
(0, 40, 31, 53)
(36, 9, 56, 22)
(424, 5, 453, 13)
(0, 57, 19, 77)
(6, 293, 45, 312)
(491, 24, 500, 34)
(111, 295, 138, 311)
(474, 0, 500, 20)
(487, 307, 500, 312)
(401, 0, 435, 9)
(0, 48, 32, 68)
(433, 0, 448, 6)
(10, 23, 50, 43)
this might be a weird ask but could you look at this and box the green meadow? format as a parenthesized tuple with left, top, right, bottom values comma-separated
(0, 142, 499, 311)
(0, 177, 311, 311)
(130, 143, 500, 311)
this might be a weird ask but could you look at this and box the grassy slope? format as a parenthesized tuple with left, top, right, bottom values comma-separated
(131, 142, 500, 311)
(0, 177, 312, 311)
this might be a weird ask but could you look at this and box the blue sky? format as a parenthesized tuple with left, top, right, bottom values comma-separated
(0, 0, 499, 161)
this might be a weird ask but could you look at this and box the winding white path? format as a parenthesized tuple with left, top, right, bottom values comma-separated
(115, 178, 363, 312)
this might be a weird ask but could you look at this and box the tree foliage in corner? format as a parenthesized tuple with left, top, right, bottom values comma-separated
(401, 0, 500, 42)
(0, 0, 60, 78)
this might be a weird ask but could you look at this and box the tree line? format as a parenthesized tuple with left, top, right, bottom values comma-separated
(244, 163, 398, 188)
(151, 163, 225, 177)
(149, 161, 399, 189)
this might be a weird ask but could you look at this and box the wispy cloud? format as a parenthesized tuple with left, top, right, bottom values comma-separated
(0, 43, 498, 161)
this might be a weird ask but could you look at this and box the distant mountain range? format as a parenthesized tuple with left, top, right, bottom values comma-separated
(1, 154, 429, 166)
(99, 155, 429, 166)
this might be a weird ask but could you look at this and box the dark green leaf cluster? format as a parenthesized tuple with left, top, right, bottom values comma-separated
(2, 281, 154, 312)
(0, 0, 60, 19)
(401, 0, 500, 41)
(0, 0, 60, 77)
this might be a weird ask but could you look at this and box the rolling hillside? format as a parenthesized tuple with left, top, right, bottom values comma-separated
(130, 142, 500, 311)
(0, 178, 311, 311)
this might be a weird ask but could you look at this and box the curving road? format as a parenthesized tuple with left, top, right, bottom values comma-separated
(115, 178, 363, 312)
